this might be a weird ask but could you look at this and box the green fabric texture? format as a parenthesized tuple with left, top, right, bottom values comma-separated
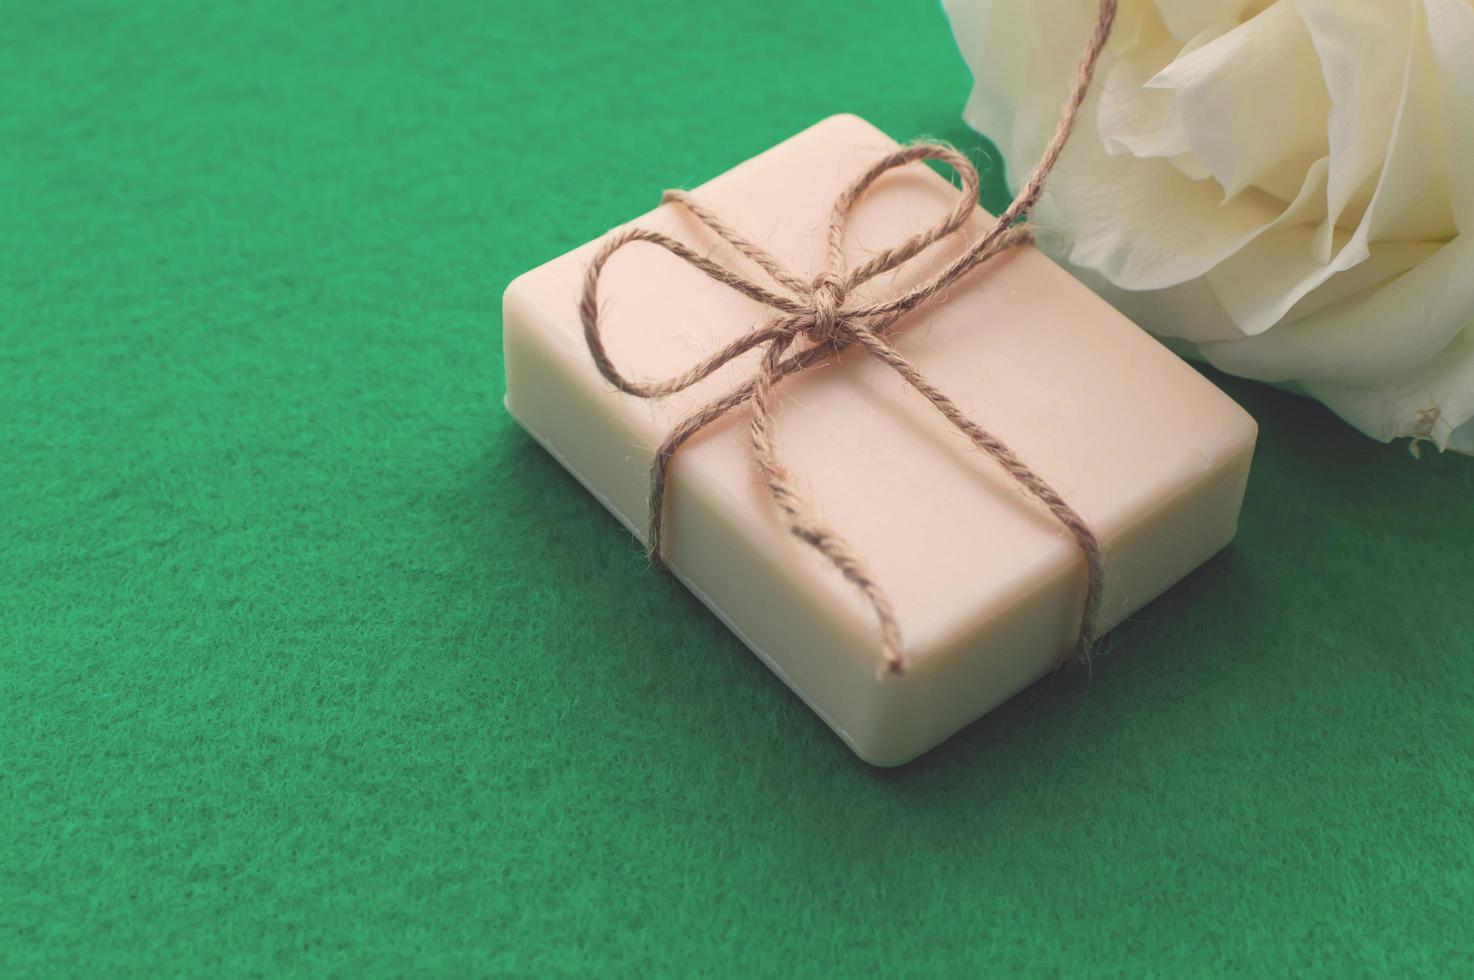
(5, 0, 1473, 974)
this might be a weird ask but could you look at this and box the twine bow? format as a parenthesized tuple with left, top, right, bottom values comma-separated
(579, 0, 1117, 676)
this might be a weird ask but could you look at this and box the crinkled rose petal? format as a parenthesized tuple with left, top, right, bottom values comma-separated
(1055, 89, 1295, 290)
(1199, 163, 1360, 336)
(1149, 1, 1327, 200)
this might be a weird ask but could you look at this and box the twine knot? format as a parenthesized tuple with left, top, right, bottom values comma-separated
(804, 271, 849, 346)
(577, 0, 1117, 676)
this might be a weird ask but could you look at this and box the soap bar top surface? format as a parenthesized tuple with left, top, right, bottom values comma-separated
(504, 114, 1256, 669)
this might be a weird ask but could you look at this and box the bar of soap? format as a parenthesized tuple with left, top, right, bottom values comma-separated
(502, 114, 1256, 765)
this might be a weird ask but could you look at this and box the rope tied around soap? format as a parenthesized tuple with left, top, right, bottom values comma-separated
(579, 0, 1117, 676)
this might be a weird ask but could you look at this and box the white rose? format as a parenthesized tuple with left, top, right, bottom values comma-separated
(944, 0, 1474, 453)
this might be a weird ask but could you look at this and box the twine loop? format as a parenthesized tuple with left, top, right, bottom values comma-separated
(577, 0, 1117, 676)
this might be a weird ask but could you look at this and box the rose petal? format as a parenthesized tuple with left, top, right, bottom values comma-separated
(1148, 1, 1328, 201)
(1055, 108, 1317, 290)
(1200, 234, 1473, 383)
(1276, 240, 1442, 326)
(1151, 0, 1259, 40)
(948, 0, 1127, 173)
(1060, 258, 1247, 344)
(1097, 36, 1194, 159)
(1447, 417, 1474, 453)
(1204, 2, 1458, 335)
(945, 0, 1035, 168)
(1306, 324, 1474, 450)
(1298, 0, 1414, 238)
(1423, 0, 1474, 232)
(1356, 4, 1457, 244)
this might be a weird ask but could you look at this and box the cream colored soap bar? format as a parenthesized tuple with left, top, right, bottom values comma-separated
(502, 114, 1256, 766)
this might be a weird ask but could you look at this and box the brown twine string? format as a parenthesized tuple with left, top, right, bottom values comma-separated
(579, 0, 1117, 677)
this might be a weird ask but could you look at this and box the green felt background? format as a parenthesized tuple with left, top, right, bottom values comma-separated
(5, 0, 1473, 974)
